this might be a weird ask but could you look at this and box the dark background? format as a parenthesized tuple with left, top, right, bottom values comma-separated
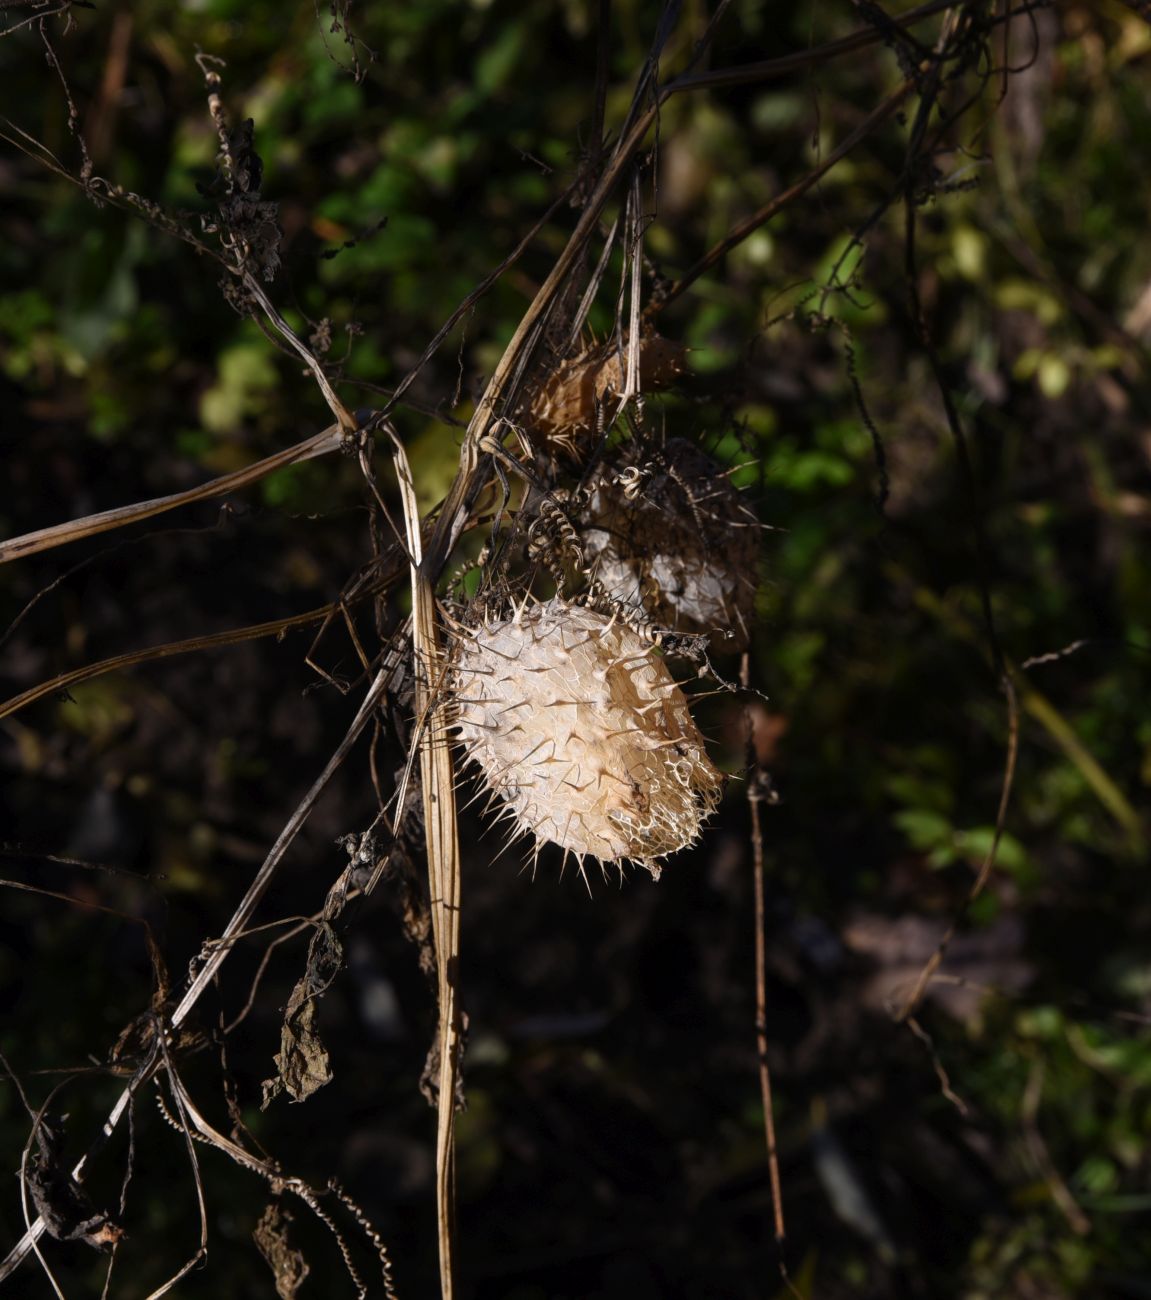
(2, 2, 1150, 1296)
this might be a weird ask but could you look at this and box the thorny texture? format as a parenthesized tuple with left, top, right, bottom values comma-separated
(582, 438, 761, 651)
(0, 1, 1091, 1296)
(451, 598, 723, 876)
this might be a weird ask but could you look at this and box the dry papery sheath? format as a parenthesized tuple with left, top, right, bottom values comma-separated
(451, 598, 723, 878)
(525, 334, 687, 458)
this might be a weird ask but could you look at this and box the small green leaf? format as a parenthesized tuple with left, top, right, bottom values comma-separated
(893, 808, 953, 850)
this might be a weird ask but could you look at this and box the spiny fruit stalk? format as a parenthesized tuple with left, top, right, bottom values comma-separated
(582, 438, 760, 650)
(451, 598, 723, 878)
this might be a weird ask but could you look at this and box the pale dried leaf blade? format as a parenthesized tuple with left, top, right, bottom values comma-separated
(0, 424, 343, 565)
(387, 426, 461, 1300)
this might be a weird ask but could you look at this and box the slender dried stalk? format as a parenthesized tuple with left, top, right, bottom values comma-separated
(0, 604, 339, 721)
(741, 655, 787, 1263)
(0, 424, 343, 565)
(385, 425, 461, 1299)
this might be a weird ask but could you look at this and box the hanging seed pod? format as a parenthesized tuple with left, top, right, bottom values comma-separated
(525, 334, 687, 458)
(582, 438, 760, 651)
(451, 598, 723, 878)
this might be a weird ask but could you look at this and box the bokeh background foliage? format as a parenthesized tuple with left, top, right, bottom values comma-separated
(2, 1, 1151, 1296)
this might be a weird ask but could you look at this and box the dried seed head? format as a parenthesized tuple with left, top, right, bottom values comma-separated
(583, 439, 760, 650)
(451, 598, 723, 878)
(526, 334, 688, 458)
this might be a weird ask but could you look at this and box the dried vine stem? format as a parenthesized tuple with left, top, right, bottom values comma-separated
(0, 3, 989, 1292)
(0, 641, 406, 1282)
(156, 1067, 399, 1296)
(422, 0, 963, 582)
(145, 1040, 210, 1298)
(241, 273, 356, 433)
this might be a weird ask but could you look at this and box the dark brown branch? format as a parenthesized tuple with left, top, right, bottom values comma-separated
(655, 78, 915, 314)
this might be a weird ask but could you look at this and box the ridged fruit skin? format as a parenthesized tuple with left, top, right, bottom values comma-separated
(526, 335, 687, 457)
(583, 438, 760, 650)
(452, 598, 723, 876)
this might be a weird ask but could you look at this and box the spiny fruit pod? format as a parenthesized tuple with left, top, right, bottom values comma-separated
(525, 334, 687, 458)
(451, 597, 723, 878)
(582, 438, 760, 651)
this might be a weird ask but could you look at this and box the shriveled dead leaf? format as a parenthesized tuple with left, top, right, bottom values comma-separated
(254, 1201, 310, 1299)
(842, 911, 1033, 1025)
(262, 922, 342, 1106)
(28, 1115, 124, 1252)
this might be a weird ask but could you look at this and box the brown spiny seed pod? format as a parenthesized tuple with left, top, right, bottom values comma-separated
(451, 598, 723, 878)
(526, 334, 687, 457)
(582, 438, 760, 650)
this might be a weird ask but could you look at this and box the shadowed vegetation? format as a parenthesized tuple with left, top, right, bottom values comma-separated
(1, 2, 1150, 1297)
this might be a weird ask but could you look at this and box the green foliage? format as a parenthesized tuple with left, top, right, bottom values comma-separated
(1, 2, 1150, 1298)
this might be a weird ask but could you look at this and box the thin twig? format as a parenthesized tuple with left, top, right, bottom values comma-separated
(741, 655, 788, 1272)
(906, 1014, 969, 1115)
(145, 1046, 209, 1299)
(1021, 1056, 1091, 1235)
(241, 274, 356, 433)
(656, 78, 915, 313)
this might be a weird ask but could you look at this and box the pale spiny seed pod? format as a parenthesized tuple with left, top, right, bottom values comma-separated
(451, 597, 723, 878)
(582, 438, 760, 651)
(526, 334, 687, 457)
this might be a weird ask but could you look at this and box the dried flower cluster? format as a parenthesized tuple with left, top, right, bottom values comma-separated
(451, 598, 723, 877)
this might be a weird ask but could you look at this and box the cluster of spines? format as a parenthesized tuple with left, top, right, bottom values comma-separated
(580, 438, 760, 650)
(449, 596, 722, 882)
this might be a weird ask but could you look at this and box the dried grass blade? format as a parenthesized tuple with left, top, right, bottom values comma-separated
(386, 425, 461, 1300)
(0, 604, 339, 722)
(0, 424, 343, 565)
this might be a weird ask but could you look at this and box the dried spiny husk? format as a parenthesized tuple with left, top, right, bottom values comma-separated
(582, 438, 760, 651)
(526, 334, 687, 457)
(451, 598, 723, 877)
